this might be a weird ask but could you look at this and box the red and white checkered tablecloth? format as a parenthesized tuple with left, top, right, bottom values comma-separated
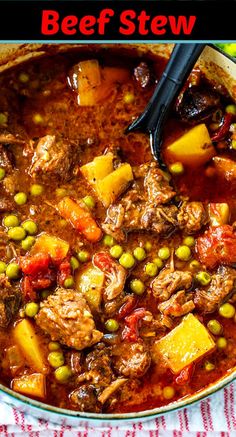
(0, 382, 235, 437)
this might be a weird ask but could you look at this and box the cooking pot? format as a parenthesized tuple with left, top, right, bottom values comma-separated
(0, 43, 235, 426)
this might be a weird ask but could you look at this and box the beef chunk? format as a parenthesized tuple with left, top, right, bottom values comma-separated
(143, 163, 175, 204)
(104, 292, 127, 317)
(112, 342, 151, 378)
(0, 144, 14, 172)
(30, 135, 80, 182)
(36, 287, 103, 350)
(0, 274, 21, 328)
(0, 197, 14, 212)
(84, 345, 113, 387)
(151, 269, 193, 301)
(70, 385, 101, 412)
(158, 289, 195, 317)
(194, 266, 236, 313)
(134, 62, 151, 88)
(177, 86, 220, 123)
(177, 201, 208, 234)
(71, 345, 114, 411)
(0, 133, 25, 146)
(93, 252, 126, 301)
(103, 162, 177, 241)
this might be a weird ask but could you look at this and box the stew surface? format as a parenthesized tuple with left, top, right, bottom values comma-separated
(0, 46, 236, 414)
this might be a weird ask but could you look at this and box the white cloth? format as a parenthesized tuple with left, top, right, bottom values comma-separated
(0, 382, 235, 436)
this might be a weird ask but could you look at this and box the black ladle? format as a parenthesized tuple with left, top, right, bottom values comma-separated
(126, 43, 206, 167)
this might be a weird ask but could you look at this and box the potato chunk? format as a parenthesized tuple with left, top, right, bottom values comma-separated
(13, 319, 48, 374)
(166, 124, 215, 166)
(12, 373, 46, 399)
(80, 153, 114, 186)
(153, 313, 215, 373)
(208, 203, 230, 227)
(96, 163, 133, 207)
(30, 233, 69, 263)
(75, 265, 105, 312)
(81, 154, 133, 207)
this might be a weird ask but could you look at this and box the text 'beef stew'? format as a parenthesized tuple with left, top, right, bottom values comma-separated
(0, 47, 236, 414)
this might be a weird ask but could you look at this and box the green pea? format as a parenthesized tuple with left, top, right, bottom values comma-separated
(25, 302, 39, 317)
(0, 168, 5, 181)
(195, 271, 212, 286)
(103, 234, 115, 247)
(48, 341, 61, 351)
(5, 263, 20, 279)
(33, 114, 44, 125)
(217, 337, 227, 349)
(83, 195, 95, 209)
(19, 72, 29, 83)
(158, 247, 170, 260)
(130, 279, 145, 295)
(119, 253, 135, 269)
(168, 162, 184, 175)
(30, 184, 44, 196)
(22, 220, 38, 235)
(123, 93, 135, 104)
(219, 303, 235, 319)
(14, 192, 27, 205)
(175, 245, 191, 261)
(8, 227, 26, 241)
(3, 215, 19, 228)
(204, 361, 215, 371)
(207, 319, 222, 336)
(105, 319, 119, 332)
(144, 242, 152, 252)
(183, 236, 195, 247)
(58, 219, 67, 227)
(77, 250, 90, 263)
(0, 114, 8, 126)
(153, 258, 164, 269)
(55, 188, 67, 198)
(0, 261, 7, 274)
(70, 256, 80, 271)
(48, 351, 65, 368)
(21, 236, 36, 251)
(54, 365, 72, 383)
(41, 289, 51, 299)
(133, 247, 146, 261)
(163, 386, 175, 400)
(110, 245, 123, 259)
(64, 277, 74, 288)
(189, 259, 201, 270)
(226, 104, 236, 115)
(145, 262, 158, 277)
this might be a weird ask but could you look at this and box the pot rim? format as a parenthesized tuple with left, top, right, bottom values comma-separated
(0, 42, 236, 422)
(1, 367, 236, 421)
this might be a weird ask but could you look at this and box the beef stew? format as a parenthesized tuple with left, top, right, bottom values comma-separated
(0, 47, 236, 414)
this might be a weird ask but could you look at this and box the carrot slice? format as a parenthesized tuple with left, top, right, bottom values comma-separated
(57, 197, 102, 243)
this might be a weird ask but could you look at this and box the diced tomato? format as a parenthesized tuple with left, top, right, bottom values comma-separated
(117, 295, 138, 320)
(21, 253, 57, 299)
(196, 225, 236, 269)
(57, 258, 72, 286)
(31, 270, 56, 290)
(122, 308, 146, 342)
(175, 363, 195, 385)
(93, 252, 114, 273)
(21, 276, 36, 301)
(211, 113, 232, 142)
(20, 253, 51, 276)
